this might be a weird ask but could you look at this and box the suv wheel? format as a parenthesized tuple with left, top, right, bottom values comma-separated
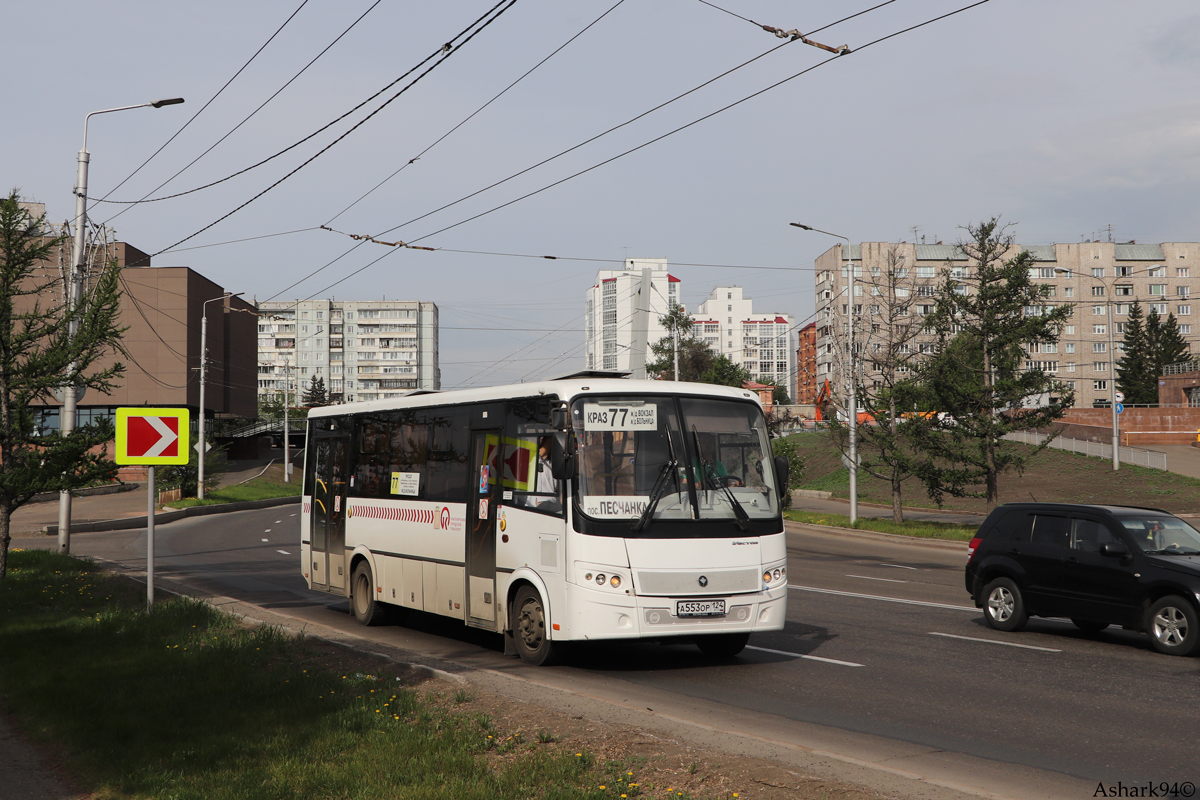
(982, 577, 1028, 632)
(1147, 596, 1200, 656)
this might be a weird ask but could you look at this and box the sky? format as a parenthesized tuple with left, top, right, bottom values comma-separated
(5, 0, 1200, 391)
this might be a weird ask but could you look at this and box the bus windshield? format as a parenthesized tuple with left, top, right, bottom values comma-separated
(571, 395, 779, 526)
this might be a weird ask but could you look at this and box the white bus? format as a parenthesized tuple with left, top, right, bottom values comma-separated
(301, 376, 790, 665)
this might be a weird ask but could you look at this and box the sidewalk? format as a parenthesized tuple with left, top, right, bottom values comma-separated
(9, 456, 289, 539)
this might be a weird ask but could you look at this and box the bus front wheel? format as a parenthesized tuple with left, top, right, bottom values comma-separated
(512, 585, 564, 666)
(352, 562, 384, 626)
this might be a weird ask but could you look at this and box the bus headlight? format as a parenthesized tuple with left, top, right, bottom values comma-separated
(609, 575, 621, 588)
(595, 573, 606, 585)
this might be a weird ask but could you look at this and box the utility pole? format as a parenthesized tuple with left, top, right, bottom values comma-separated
(629, 267, 653, 379)
(283, 356, 291, 482)
(58, 97, 183, 555)
(197, 292, 242, 499)
(791, 223, 857, 523)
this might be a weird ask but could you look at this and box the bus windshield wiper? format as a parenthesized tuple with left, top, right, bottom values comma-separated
(633, 459, 677, 533)
(690, 427, 749, 531)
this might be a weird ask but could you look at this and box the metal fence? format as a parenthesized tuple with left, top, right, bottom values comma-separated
(1003, 430, 1168, 471)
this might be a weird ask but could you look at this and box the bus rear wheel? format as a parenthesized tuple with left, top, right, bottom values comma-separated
(512, 585, 564, 666)
(696, 633, 750, 659)
(352, 562, 384, 626)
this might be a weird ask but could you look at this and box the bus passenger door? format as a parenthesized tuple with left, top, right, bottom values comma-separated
(466, 429, 500, 629)
(311, 435, 350, 594)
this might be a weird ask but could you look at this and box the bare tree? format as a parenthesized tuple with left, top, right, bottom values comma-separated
(828, 245, 927, 521)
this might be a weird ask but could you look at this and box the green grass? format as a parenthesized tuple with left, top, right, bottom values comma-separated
(784, 509, 978, 541)
(0, 549, 656, 800)
(166, 477, 300, 508)
(784, 430, 1200, 515)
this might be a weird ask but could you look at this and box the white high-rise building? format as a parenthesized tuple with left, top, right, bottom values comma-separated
(692, 287, 796, 392)
(257, 299, 439, 404)
(584, 259, 681, 373)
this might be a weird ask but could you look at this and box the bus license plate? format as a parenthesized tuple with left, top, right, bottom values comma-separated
(676, 599, 726, 617)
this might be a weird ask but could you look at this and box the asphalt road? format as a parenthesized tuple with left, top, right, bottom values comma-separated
(28, 509, 1200, 798)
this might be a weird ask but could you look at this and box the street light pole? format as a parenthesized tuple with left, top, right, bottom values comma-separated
(791, 223, 857, 524)
(283, 357, 291, 483)
(197, 292, 243, 499)
(58, 97, 184, 555)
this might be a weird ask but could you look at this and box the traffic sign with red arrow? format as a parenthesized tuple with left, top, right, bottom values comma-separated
(115, 408, 191, 465)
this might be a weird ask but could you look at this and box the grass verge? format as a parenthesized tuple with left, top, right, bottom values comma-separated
(166, 477, 300, 508)
(784, 509, 978, 541)
(785, 431, 1200, 515)
(0, 549, 732, 800)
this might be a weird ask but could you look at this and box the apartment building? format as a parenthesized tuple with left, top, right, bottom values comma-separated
(692, 286, 796, 392)
(18, 199, 256, 431)
(796, 322, 818, 404)
(256, 299, 439, 404)
(584, 259, 680, 373)
(813, 240, 1200, 409)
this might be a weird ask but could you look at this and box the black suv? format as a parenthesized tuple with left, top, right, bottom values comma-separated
(965, 503, 1200, 656)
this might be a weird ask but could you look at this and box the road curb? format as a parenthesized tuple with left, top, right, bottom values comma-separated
(784, 519, 970, 549)
(41, 494, 300, 536)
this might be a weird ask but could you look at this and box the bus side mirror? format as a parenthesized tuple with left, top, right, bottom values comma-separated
(551, 432, 575, 480)
(773, 455, 790, 500)
(551, 407, 568, 430)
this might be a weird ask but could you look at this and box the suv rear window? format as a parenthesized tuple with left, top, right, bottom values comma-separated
(979, 509, 1024, 540)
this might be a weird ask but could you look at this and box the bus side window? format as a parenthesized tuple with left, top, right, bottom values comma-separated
(355, 414, 391, 499)
(389, 414, 429, 499)
(427, 407, 471, 502)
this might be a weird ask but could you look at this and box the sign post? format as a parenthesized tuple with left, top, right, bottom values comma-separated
(115, 408, 190, 610)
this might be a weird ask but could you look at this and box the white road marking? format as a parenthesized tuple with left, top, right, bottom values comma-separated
(265, 529, 272, 532)
(262, 538, 269, 542)
(846, 574, 907, 583)
(878, 563, 918, 570)
(276, 550, 291, 555)
(788, 584, 977, 612)
(275, 520, 282, 523)
(746, 645, 864, 667)
(929, 632, 1061, 652)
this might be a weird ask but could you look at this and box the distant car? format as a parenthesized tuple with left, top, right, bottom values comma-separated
(965, 503, 1200, 656)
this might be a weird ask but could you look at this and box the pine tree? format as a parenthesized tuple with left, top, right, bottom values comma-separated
(1116, 300, 1153, 404)
(0, 192, 126, 578)
(302, 376, 328, 407)
(1155, 312, 1190, 378)
(908, 218, 1073, 507)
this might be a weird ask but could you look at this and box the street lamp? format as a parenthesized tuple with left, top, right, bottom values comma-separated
(58, 97, 185, 555)
(1055, 267, 1120, 470)
(791, 223, 858, 523)
(198, 292, 243, 499)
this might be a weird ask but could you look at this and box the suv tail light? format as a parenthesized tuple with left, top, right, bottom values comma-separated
(966, 537, 982, 564)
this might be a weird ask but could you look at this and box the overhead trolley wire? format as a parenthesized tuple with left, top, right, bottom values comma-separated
(350, 0, 993, 253)
(97, 0, 313, 204)
(97, 0, 384, 221)
(142, 0, 519, 264)
(325, 0, 629, 227)
(398, 1, 993, 250)
(329, 0, 898, 248)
